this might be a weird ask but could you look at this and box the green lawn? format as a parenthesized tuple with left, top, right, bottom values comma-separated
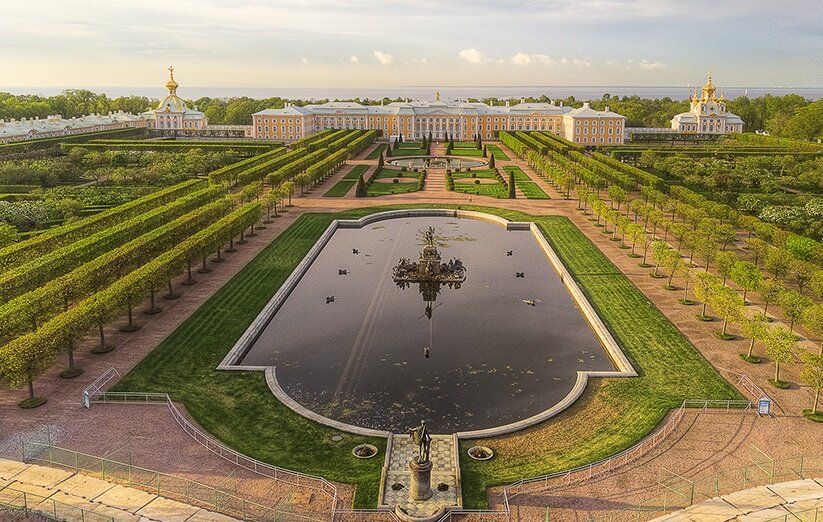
(449, 148, 483, 157)
(113, 204, 738, 510)
(367, 182, 419, 196)
(503, 166, 531, 182)
(452, 169, 507, 198)
(451, 169, 497, 179)
(487, 144, 510, 161)
(503, 166, 550, 199)
(323, 165, 370, 197)
(391, 142, 427, 156)
(365, 143, 387, 159)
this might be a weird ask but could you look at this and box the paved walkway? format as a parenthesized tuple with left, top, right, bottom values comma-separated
(0, 457, 238, 521)
(381, 434, 460, 519)
(653, 478, 823, 522)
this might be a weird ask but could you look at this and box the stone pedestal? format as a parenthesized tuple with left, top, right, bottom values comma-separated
(408, 458, 433, 501)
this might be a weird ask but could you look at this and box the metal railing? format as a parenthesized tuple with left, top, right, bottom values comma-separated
(0, 487, 115, 522)
(718, 367, 785, 416)
(83, 381, 339, 518)
(22, 441, 326, 522)
(765, 505, 823, 521)
(503, 400, 690, 501)
(333, 508, 401, 521)
(436, 509, 510, 522)
(580, 453, 823, 522)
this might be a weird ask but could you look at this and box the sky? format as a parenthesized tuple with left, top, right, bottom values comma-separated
(0, 0, 821, 90)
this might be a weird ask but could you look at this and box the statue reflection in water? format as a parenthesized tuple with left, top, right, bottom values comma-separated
(392, 227, 466, 358)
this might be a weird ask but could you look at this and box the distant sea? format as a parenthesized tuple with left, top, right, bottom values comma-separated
(4, 85, 822, 101)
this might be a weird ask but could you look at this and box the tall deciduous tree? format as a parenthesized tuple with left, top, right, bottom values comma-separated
(764, 326, 796, 387)
(801, 352, 823, 416)
(730, 261, 763, 303)
(693, 271, 721, 320)
(709, 284, 744, 339)
(741, 313, 769, 362)
(778, 289, 812, 334)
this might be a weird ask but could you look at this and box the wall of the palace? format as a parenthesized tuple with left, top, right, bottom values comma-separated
(563, 116, 625, 146)
(252, 112, 625, 144)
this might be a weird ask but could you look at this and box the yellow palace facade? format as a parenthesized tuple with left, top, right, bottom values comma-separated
(252, 95, 626, 145)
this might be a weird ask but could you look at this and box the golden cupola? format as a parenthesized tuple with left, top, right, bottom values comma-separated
(701, 74, 716, 101)
(165, 65, 179, 96)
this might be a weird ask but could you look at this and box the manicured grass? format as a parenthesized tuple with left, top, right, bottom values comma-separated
(453, 183, 507, 198)
(323, 166, 370, 197)
(114, 204, 739, 510)
(374, 168, 421, 179)
(322, 181, 355, 197)
(487, 144, 510, 161)
(516, 182, 550, 199)
(503, 166, 531, 182)
(450, 148, 484, 157)
(502, 167, 550, 199)
(451, 169, 497, 179)
(391, 143, 427, 156)
(367, 182, 419, 196)
(343, 165, 370, 180)
(365, 143, 387, 159)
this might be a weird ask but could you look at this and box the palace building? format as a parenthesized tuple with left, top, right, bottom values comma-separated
(252, 94, 626, 145)
(141, 66, 208, 131)
(671, 75, 744, 134)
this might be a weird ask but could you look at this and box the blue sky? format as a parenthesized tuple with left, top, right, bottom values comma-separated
(0, 0, 820, 88)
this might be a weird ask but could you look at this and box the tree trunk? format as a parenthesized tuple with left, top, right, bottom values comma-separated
(68, 347, 75, 372)
(214, 246, 223, 262)
(226, 235, 236, 253)
(248, 224, 256, 237)
(144, 289, 161, 314)
(722, 317, 728, 336)
(238, 230, 246, 244)
(27, 367, 35, 400)
(813, 387, 820, 414)
(747, 338, 756, 358)
(701, 302, 708, 318)
(165, 279, 180, 299)
(182, 262, 196, 285)
(775, 362, 780, 383)
(199, 256, 211, 274)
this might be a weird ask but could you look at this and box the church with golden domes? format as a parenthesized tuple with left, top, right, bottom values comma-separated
(670, 75, 744, 134)
(141, 66, 208, 131)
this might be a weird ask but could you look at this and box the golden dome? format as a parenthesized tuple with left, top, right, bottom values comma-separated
(165, 65, 179, 96)
(701, 74, 716, 100)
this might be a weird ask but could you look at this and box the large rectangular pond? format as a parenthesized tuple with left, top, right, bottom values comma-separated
(239, 216, 618, 433)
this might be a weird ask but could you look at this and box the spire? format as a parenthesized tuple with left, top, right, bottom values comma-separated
(165, 65, 179, 96)
(435, 91, 440, 101)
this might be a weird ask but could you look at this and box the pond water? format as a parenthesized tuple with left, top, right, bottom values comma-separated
(240, 216, 615, 433)
(387, 156, 486, 169)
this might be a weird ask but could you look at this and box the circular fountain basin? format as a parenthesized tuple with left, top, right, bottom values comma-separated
(388, 156, 487, 170)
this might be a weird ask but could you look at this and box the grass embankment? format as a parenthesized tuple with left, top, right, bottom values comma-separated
(365, 144, 387, 160)
(503, 166, 550, 200)
(323, 165, 369, 197)
(366, 168, 421, 196)
(115, 204, 739, 509)
(451, 169, 506, 198)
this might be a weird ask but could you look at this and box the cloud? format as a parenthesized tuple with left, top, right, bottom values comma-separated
(458, 48, 484, 64)
(573, 58, 592, 68)
(300, 57, 308, 64)
(373, 50, 393, 65)
(349, 55, 359, 63)
(511, 52, 556, 66)
(640, 59, 665, 70)
(411, 57, 429, 65)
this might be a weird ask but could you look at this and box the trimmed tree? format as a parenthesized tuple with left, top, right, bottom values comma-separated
(488, 155, 495, 169)
(730, 261, 762, 303)
(764, 326, 796, 388)
(802, 304, 823, 355)
(778, 289, 811, 335)
(800, 352, 823, 418)
(709, 283, 744, 340)
(693, 271, 721, 320)
(355, 174, 367, 197)
(740, 312, 769, 363)
(508, 171, 516, 199)
(759, 278, 784, 318)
